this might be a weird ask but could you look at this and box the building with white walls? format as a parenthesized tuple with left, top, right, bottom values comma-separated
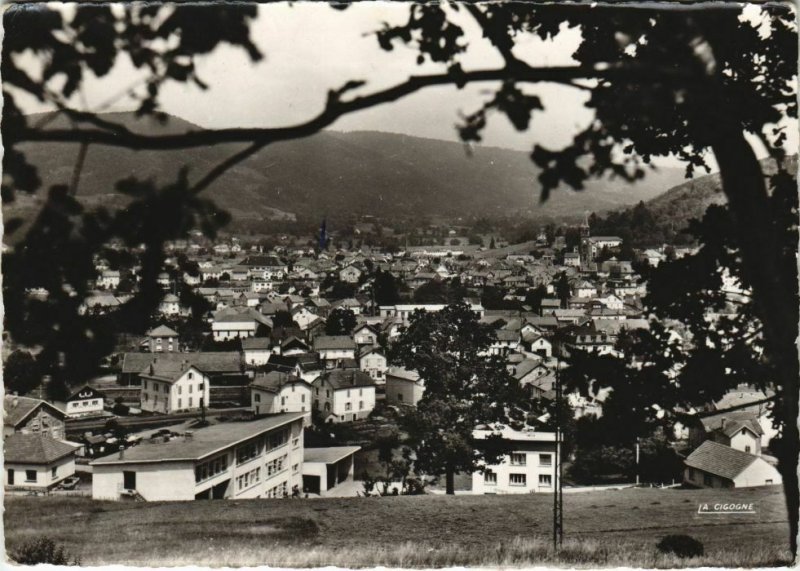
(91, 413, 305, 501)
(472, 425, 558, 495)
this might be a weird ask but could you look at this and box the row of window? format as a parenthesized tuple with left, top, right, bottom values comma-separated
(235, 429, 291, 466)
(484, 472, 552, 487)
(509, 453, 553, 467)
(195, 455, 229, 483)
(11, 466, 59, 484)
(237, 467, 261, 491)
(69, 400, 100, 408)
(266, 454, 288, 476)
(344, 401, 365, 412)
(143, 380, 204, 393)
(265, 481, 289, 498)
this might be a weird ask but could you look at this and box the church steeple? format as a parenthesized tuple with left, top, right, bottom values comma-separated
(580, 211, 591, 238)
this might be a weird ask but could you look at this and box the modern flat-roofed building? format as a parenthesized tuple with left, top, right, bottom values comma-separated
(91, 413, 305, 501)
(472, 425, 559, 495)
(302, 446, 360, 496)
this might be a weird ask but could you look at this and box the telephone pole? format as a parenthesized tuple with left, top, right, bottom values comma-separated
(553, 359, 563, 550)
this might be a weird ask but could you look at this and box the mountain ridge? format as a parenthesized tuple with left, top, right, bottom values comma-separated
(6, 111, 690, 233)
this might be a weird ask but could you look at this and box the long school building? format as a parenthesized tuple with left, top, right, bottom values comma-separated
(91, 413, 305, 501)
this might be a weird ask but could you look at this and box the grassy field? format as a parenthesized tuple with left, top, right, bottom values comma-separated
(5, 486, 791, 567)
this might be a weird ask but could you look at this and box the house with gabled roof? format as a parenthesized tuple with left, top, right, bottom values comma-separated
(120, 352, 245, 386)
(4, 395, 66, 441)
(689, 411, 765, 456)
(4, 433, 78, 490)
(312, 369, 376, 423)
(281, 336, 310, 356)
(140, 359, 211, 414)
(250, 372, 312, 423)
(359, 346, 387, 382)
(684, 440, 781, 488)
(353, 323, 379, 346)
(313, 335, 357, 367)
(242, 337, 273, 367)
(143, 324, 179, 353)
(65, 384, 106, 418)
(385, 367, 424, 406)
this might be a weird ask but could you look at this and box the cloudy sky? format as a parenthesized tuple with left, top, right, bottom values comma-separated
(13, 2, 796, 164)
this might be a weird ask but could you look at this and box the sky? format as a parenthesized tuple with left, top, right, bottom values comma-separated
(13, 2, 798, 165)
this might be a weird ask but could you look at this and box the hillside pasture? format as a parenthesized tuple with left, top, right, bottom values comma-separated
(4, 486, 790, 567)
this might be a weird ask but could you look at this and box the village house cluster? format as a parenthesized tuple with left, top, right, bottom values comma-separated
(4, 219, 780, 500)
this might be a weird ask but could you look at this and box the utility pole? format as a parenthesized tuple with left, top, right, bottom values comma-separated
(553, 358, 563, 550)
(635, 437, 641, 486)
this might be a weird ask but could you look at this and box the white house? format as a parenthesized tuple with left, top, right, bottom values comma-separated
(472, 425, 558, 495)
(211, 311, 265, 341)
(339, 265, 362, 284)
(291, 306, 319, 330)
(242, 337, 273, 367)
(140, 361, 211, 414)
(98, 269, 121, 290)
(527, 334, 553, 358)
(250, 372, 313, 424)
(379, 303, 485, 325)
(5, 434, 78, 491)
(312, 369, 376, 423)
(64, 385, 105, 418)
(159, 293, 182, 316)
(385, 367, 424, 406)
(91, 413, 305, 501)
(359, 347, 388, 383)
(684, 441, 782, 488)
(313, 336, 357, 367)
(353, 323, 379, 346)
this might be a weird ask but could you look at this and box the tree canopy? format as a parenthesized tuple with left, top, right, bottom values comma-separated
(390, 303, 535, 494)
(2, 1, 798, 551)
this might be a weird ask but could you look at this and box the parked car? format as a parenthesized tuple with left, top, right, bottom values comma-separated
(59, 476, 80, 490)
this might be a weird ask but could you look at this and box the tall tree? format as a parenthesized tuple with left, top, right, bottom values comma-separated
(325, 308, 357, 336)
(2, 2, 798, 549)
(373, 269, 401, 306)
(391, 303, 534, 494)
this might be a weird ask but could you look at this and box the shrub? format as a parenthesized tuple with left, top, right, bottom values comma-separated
(10, 537, 80, 565)
(656, 534, 704, 558)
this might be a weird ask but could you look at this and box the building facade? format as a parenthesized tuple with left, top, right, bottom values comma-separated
(472, 426, 559, 495)
(91, 414, 305, 501)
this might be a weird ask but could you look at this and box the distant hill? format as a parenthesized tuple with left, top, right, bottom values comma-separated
(589, 155, 798, 247)
(6, 111, 689, 234)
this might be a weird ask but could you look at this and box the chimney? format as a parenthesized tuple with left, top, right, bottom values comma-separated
(118, 446, 125, 460)
(12, 397, 19, 408)
(721, 418, 727, 430)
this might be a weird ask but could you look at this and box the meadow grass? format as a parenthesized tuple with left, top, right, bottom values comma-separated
(5, 486, 791, 567)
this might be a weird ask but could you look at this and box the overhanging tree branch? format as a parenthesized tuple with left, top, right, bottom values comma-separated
(18, 62, 705, 152)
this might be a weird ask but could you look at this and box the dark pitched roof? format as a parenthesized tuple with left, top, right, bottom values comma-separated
(66, 385, 105, 403)
(242, 337, 272, 350)
(4, 395, 65, 428)
(250, 372, 308, 393)
(684, 440, 758, 480)
(316, 369, 376, 390)
(242, 255, 283, 267)
(313, 336, 357, 351)
(121, 352, 243, 375)
(141, 361, 203, 384)
(4, 433, 77, 465)
(700, 411, 764, 438)
(147, 324, 179, 338)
